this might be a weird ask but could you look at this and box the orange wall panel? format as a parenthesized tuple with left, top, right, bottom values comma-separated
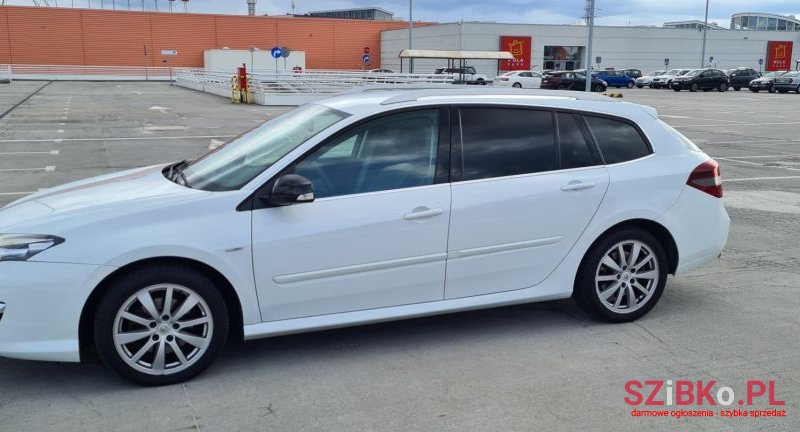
(0, 6, 421, 69)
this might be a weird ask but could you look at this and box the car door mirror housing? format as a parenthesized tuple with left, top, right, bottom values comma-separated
(268, 174, 315, 206)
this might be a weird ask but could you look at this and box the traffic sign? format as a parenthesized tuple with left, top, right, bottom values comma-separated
(364, 47, 371, 54)
(758, 58, 764, 65)
(270, 47, 283, 59)
(362, 54, 370, 63)
(664, 58, 669, 66)
(280, 47, 291, 58)
(595, 56, 601, 64)
(161, 49, 178, 56)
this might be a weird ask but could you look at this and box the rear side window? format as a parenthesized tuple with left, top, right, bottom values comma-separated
(584, 116, 651, 164)
(557, 113, 598, 169)
(458, 108, 556, 180)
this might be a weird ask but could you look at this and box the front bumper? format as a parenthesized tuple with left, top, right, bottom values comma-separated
(0, 261, 115, 362)
(749, 81, 771, 89)
(671, 80, 693, 89)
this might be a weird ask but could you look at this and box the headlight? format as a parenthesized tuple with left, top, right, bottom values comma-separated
(0, 234, 64, 262)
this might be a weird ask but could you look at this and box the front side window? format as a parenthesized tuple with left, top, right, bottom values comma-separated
(182, 104, 349, 191)
(294, 109, 441, 199)
(585, 116, 651, 164)
(458, 108, 556, 181)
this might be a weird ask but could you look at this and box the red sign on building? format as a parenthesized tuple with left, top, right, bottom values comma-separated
(765, 41, 793, 71)
(499, 36, 532, 71)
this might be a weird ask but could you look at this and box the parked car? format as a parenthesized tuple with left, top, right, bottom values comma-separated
(368, 68, 395, 74)
(726, 68, 760, 91)
(541, 71, 608, 92)
(620, 68, 643, 79)
(494, 70, 543, 88)
(0, 88, 729, 385)
(651, 69, 692, 89)
(748, 71, 786, 93)
(636, 71, 665, 88)
(671, 69, 729, 92)
(773, 71, 800, 93)
(595, 70, 637, 88)
(435, 66, 488, 85)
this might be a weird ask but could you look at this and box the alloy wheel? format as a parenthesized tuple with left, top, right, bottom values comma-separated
(112, 284, 214, 376)
(594, 240, 660, 314)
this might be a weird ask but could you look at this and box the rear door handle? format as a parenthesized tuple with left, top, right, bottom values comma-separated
(561, 181, 596, 192)
(404, 207, 445, 221)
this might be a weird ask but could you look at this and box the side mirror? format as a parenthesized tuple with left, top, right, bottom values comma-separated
(268, 174, 315, 206)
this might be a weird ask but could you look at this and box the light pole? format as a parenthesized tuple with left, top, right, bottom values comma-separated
(584, 0, 595, 92)
(249, 46, 260, 73)
(700, 0, 709, 67)
(408, 0, 414, 73)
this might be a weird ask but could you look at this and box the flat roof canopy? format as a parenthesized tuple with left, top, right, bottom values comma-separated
(399, 49, 514, 60)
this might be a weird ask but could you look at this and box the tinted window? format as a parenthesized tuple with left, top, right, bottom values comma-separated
(558, 113, 597, 169)
(459, 108, 556, 180)
(295, 110, 440, 198)
(585, 116, 651, 164)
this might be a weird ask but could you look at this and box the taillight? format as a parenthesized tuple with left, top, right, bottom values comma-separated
(687, 160, 723, 198)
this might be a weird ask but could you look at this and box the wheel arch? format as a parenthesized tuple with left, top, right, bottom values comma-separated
(581, 219, 679, 276)
(78, 256, 244, 361)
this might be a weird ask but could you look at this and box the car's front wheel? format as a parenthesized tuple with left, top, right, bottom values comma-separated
(94, 265, 229, 386)
(512, 82, 522, 88)
(573, 229, 668, 322)
(718, 83, 727, 92)
(626, 81, 635, 88)
(690, 83, 699, 92)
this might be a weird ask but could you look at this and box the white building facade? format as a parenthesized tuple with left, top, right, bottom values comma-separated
(381, 22, 800, 77)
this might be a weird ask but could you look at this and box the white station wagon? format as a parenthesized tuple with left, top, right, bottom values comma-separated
(0, 88, 729, 385)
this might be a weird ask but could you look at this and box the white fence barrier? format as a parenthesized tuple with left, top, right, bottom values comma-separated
(0, 65, 11, 83)
(176, 68, 456, 105)
(5, 64, 179, 81)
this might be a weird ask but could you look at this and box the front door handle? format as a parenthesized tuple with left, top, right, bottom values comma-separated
(561, 181, 596, 192)
(404, 207, 445, 221)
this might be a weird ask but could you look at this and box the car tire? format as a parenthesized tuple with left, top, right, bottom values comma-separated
(93, 265, 229, 386)
(573, 228, 668, 323)
(768, 86, 776, 93)
(626, 81, 635, 89)
(477, 79, 486, 86)
(690, 83, 699, 92)
(750, 88, 759, 93)
(795, 85, 800, 94)
(673, 88, 681, 92)
(512, 82, 522, 88)
(592, 84, 605, 92)
(733, 87, 741, 91)
(636, 84, 644, 88)
(718, 83, 727, 92)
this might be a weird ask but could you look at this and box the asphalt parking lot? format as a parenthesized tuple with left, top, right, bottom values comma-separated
(0, 82, 798, 431)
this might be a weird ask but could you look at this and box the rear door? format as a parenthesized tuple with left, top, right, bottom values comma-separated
(445, 107, 609, 299)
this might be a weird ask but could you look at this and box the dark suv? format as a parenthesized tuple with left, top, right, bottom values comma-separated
(671, 69, 729, 92)
(541, 71, 607, 92)
(726, 68, 760, 91)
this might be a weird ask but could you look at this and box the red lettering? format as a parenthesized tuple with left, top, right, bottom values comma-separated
(645, 380, 664, 406)
(768, 381, 785, 406)
(676, 380, 693, 405)
(696, 380, 716, 406)
(747, 380, 766, 405)
(624, 380, 643, 405)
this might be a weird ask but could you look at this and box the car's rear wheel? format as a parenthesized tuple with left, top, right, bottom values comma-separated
(690, 83, 699, 92)
(750, 88, 759, 93)
(573, 228, 668, 322)
(733, 86, 741, 91)
(718, 83, 727, 92)
(673, 88, 681, 92)
(512, 82, 522, 88)
(795, 85, 800, 94)
(592, 84, 605, 92)
(626, 81, 635, 89)
(94, 265, 229, 386)
(477, 78, 486, 85)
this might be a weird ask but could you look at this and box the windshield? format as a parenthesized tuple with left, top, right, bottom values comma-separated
(666, 69, 680, 75)
(181, 104, 349, 191)
(685, 70, 703, 77)
(650, 71, 665, 76)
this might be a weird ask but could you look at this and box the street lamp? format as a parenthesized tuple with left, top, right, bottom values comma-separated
(584, 0, 595, 92)
(408, 0, 414, 73)
(700, 0, 709, 68)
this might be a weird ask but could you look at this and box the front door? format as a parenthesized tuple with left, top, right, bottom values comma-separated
(251, 108, 451, 321)
(445, 108, 609, 299)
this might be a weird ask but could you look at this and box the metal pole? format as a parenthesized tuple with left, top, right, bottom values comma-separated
(584, 0, 595, 92)
(408, 0, 413, 73)
(701, 0, 709, 67)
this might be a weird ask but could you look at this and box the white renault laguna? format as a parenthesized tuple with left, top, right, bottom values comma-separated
(0, 88, 729, 385)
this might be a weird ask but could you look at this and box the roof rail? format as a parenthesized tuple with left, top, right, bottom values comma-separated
(376, 88, 619, 105)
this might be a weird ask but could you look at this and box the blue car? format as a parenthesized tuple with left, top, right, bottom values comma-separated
(594, 70, 636, 88)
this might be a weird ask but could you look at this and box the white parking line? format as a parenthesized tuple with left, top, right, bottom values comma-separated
(725, 176, 800, 183)
(0, 135, 237, 143)
(0, 166, 56, 172)
(0, 150, 59, 155)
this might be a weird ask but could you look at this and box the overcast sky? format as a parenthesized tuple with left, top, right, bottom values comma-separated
(5, 0, 800, 27)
